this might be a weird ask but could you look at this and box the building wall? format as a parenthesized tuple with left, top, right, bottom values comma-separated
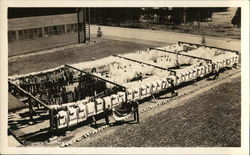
(8, 13, 77, 30)
(8, 13, 81, 56)
(8, 33, 79, 56)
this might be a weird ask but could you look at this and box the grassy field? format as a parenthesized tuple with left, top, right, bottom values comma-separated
(74, 77, 241, 147)
(8, 38, 166, 76)
(145, 22, 240, 39)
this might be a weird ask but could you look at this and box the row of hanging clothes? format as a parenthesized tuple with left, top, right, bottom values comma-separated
(11, 67, 112, 106)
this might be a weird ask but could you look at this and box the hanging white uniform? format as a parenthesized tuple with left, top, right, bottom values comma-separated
(103, 96, 112, 109)
(77, 103, 87, 123)
(117, 91, 126, 103)
(140, 85, 147, 98)
(86, 102, 96, 116)
(68, 107, 78, 127)
(95, 98, 104, 114)
(111, 94, 119, 107)
(146, 83, 152, 95)
(133, 87, 141, 101)
(126, 89, 133, 102)
(57, 110, 68, 129)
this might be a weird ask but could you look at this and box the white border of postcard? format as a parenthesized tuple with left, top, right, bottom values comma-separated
(0, 0, 249, 154)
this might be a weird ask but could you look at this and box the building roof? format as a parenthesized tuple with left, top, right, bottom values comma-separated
(8, 13, 78, 30)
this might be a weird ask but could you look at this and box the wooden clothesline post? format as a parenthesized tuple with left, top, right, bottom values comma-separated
(8, 80, 54, 136)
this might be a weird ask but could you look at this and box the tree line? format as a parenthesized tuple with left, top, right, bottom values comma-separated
(8, 7, 241, 28)
(90, 7, 241, 28)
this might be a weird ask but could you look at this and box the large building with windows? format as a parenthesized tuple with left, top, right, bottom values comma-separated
(8, 13, 89, 56)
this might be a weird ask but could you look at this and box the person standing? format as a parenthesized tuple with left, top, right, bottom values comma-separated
(104, 105, 112, 125)
(167, 72, 178, 97)
(212, 63, 219, 80)
(132, 101, 140, 123)
(97, 26, 102, 37)
(201, 35, 206, 46)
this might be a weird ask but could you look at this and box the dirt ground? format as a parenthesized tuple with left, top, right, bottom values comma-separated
(8, 38, 166, 76)
(73, 77, 241, 147)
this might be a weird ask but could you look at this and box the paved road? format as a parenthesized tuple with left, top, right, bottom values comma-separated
(90, 25, 240, 51)
(8, 25, 240, 58)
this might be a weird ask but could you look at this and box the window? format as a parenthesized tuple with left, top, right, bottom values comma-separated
(33, 28, 43, 38)
(16, 25, 66, 41)
(66, 23, 78, 33)
(53, 25, 65, 35)
(17, 27, 43, 41)
(8, 31, 17, 43)
(44, 25, 65, 36)
(38, 28, 43, 37)
(53, 26, 59, 35)
(23, 29, 29, 40)
(44, 26, 53, 36)
(28, 29, 34, 39)
(60, 25, 66, 34)
(18, 30, 23, 40)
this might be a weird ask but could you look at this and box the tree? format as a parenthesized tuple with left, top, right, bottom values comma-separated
(169, 8, 184, 25)
(231, 8, 241, 27)
(90, 8, 142, 27)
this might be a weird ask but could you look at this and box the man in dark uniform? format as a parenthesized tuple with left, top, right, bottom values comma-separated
(212, 63, 219, 80)
(136, 72, 143, 81)
(167, 71, 178, 97)
(104, 105, 112, 125)
(128, 101, 140, 123)
(132, 101, 140, 123)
